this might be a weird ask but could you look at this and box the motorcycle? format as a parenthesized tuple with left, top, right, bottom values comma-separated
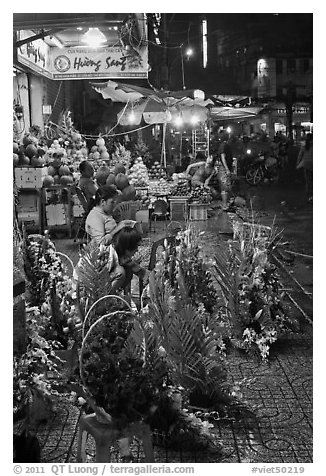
(245, 151, 280, 185)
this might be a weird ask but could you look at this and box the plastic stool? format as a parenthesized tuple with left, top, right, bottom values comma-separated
(76, 413, 154, 463)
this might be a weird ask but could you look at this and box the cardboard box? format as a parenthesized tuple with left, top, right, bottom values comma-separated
(15, 167, 48, 189)
(46, 204, 67, 226)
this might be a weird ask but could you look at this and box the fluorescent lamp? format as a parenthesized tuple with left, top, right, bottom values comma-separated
(82, 28, 107, 47)
(202, 19, 207, 68)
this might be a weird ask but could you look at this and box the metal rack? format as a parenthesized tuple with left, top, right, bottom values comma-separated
(192, 125, 210, 157)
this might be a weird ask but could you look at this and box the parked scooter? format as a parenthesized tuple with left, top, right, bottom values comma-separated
(245, 151, 280, 185)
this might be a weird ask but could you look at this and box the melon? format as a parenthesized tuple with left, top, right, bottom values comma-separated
(20, 155, 30, 166)
(25, 144, 38, 159)
(91, 145, 98, 153)
(59, 165, 70, 176)
(115, 173, 129, 191)
(106, 173, 116, 186)
(100, 151, 110, 160)
(80, 147, 88, 156)
(93, 151, 100, 160)
(114, 164, 126, 175)
(53, 175, 61, 184)
(121, 184, 136, 201)
(22, 134, 35, 147)
(13, 153, 19, 166)
(30, 156, 45, 167)
(60, 175, 74, 185)
(42, 175, 54, 187)
(96, 137, 105, 147)
(13, 143, 19, 154)
(47, 165, 57, 176)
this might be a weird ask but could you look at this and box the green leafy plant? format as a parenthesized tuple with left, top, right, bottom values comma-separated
(211, 219, 299, 360)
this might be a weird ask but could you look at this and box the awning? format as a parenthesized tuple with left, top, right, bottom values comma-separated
(210, 106, 264, 120)
(91, 80, 214, 105)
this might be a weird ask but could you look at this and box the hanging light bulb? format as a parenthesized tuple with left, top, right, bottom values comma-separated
(174, 115, 183, 127)
(82, 28, 107, 47)
(190, 115, 199, 125)
(128, 111, 136, 124)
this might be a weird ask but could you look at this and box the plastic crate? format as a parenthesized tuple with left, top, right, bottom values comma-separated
(189, 203, 208, 221)
(169, 197, 189, 221)
(14, 166, 48, 189)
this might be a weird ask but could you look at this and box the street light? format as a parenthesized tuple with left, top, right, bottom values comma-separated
(180, 44, 193, 90)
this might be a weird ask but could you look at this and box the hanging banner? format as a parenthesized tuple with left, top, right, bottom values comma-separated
(50, 45, 148, 79)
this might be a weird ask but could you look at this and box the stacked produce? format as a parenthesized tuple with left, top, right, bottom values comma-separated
(128, 157, 149, 187)
(88, 136, 110, 162)
(105, 164, 137, 202)
(44, 156, 75, 187)
(110, 143, 131, 171)
(170, 179, 190, 197)
(149, 178, 171, 196)
(13, 133, 47, 168)
(189, 184, 212, 204)
(148, 161, 167, 180)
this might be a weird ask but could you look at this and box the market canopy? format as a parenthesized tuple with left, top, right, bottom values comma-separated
(210, 106, 264, 121)
(117, 97, 211, 125)
(91, 80, 213, 105)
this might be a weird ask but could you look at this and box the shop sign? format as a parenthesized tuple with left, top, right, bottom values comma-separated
(17, 33, 148, 80)
(257, 58, 276, 98)
(17, 30, 52, 79)
(50, 45, 148, 79)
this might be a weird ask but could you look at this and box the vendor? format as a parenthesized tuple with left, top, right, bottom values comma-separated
(185, 154, 219, 198)
(78, 160, 98, 207)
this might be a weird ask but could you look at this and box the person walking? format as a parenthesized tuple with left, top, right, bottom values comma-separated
(217, 131, 233, 208)
(296, 133, 313, 202)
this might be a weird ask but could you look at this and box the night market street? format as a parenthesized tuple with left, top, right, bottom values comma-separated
(13, 11, 314, 469)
